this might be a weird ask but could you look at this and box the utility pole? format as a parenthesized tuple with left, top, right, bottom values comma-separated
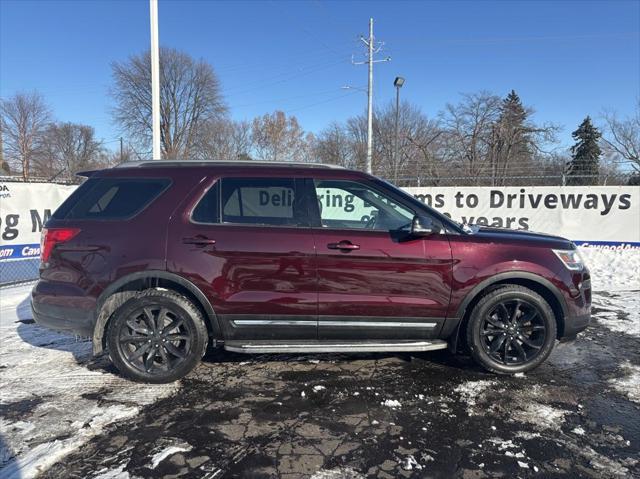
(353, 18, 390, 174)
(120, 137, 124, 162)
(150, 0, 161, 160)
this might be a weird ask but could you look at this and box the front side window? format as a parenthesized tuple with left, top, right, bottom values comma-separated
(216, 178, 305, 227)
(314, 179, 414, 231)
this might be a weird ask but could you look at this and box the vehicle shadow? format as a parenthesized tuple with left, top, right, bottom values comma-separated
(203, 343, 484, 374)
(15, 295, 94, 364)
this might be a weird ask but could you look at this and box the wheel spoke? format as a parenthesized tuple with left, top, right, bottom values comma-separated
(489, 334, 507, 353)
(144, 346, 157, 372)
(498, 303, 510, 322)
(165, 334, 189, 341)
(158, 344, 171, 370)
(164, 342, 186, 359)
(143, 308, 157, 332)
(510, 300, 521, 325)
(128, 342, 151, 362)
(120, 335, 148, 344)
(518, 334, 542, 349)
(162, 318, 184, 335)
(513, 340, 528, 361)
(126, 319, 150, 335)
(481, 328, 502, 337)
(486, 316, 506, 330)
(503, 337, 510, 362)
(157, 308, 169, 331)
(517, 310, 537, 327)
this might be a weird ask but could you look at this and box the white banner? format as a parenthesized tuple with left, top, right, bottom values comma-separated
(405, 186, 640, 249)
(0, 182, 77, 259)
(1, 182, 639, 261)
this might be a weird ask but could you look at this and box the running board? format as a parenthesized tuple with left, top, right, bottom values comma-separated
(223, 339, 448, 354)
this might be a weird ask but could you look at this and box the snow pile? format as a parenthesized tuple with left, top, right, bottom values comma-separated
(381, 399, 402, 408)
(578, 246, 640, 291)
(592, 291, 640, 338)
(453, 380, 497, 415)
(150, 442, 193, 469)
(0, 284, 179, 479)
(609, 362, 640, 404)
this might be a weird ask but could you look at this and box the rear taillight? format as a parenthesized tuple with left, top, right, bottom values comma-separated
(40, 227, 81, 262)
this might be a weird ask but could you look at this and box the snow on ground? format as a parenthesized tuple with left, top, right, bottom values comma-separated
(578, 246, 640, 292)
(609, 361, 640, 404)
(0, 284, 179, 479)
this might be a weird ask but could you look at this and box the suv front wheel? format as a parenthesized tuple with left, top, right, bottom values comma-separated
(466, 285, 557, 374)
(106, 289, 208, 383)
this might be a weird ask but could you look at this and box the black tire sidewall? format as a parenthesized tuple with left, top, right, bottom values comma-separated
(467, 286, 557, 374)
(106, 291, 207, 383)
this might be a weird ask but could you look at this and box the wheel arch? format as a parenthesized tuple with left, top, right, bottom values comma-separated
(449, 271, 568, 353)
(92, 270, 222, 355)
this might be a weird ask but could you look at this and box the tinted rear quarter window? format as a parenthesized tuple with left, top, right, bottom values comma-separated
(53, 178, 170, 220)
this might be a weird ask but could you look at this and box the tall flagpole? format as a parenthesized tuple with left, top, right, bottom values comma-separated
(150, 0, 161, 160)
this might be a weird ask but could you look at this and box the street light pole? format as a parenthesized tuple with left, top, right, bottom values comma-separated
(393, 77, 404, 183)
(150, 0, 161, 160)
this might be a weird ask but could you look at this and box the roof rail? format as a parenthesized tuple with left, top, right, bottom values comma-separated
(115, 159, 345, 169)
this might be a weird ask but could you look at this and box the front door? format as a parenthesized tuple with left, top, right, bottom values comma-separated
(309, 178, 453, 340)
(167, 176, 317, 340)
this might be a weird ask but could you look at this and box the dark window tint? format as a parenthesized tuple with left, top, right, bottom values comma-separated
(52, 178, 100, 219)
(221, 178, 305, 226)
(192, 182, 220, 223)
(57, 178, 170, 220)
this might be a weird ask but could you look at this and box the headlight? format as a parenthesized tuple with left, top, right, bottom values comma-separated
(552, 249, 585, 271)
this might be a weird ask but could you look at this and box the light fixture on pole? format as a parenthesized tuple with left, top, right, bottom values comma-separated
(393, 76, 405, 181)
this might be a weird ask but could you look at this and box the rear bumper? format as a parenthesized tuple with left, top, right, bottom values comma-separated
(31, 281, 96, 337)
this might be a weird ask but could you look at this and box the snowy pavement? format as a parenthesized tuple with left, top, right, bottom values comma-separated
(0, 248, 638, 478)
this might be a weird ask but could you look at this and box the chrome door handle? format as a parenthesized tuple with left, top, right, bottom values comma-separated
(183, 236, 216, 246)
(327, 241, 360, 251)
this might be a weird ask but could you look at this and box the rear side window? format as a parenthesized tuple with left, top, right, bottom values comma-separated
(53, 178, 170, 220)
(190, 177, 307, 226)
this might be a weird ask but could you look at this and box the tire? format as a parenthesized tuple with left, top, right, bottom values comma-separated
(466, 285, 557, 374)
(106, 289, 208, 383)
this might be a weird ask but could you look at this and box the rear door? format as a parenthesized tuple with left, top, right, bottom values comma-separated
(308, 178, 453, 340)
(167, 175, 317, 340)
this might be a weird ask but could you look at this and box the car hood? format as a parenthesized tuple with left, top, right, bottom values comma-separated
(470, 226, 574, 249)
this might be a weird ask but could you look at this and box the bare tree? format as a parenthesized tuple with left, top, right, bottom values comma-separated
(111, 47, 227, 159)
(314, 122, 356, 168)
(251, 111, 310, 162)
(194, 119, 253, 160)
(602, 100, 639, 172)
(0, 91, 51, 179)
(439, 92, 502, 184)
(35, 122, 107, 179)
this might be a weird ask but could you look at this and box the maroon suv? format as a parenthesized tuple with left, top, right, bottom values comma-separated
(32, 161, 591, 383)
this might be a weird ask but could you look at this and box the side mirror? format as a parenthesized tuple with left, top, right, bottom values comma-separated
(411, 216, 436, 237)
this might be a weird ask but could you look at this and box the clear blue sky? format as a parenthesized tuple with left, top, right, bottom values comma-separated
(1, 0, 638, 152)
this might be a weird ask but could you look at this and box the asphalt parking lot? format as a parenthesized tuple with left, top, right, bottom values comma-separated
(1, 287, 639, 479)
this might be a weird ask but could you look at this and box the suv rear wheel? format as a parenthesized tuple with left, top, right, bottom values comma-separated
(106, 289, 208, 383)
(466, 285, 557, 374)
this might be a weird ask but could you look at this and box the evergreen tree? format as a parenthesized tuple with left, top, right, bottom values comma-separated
(492, 90, 533, 185)
(567, 116, 601, 185)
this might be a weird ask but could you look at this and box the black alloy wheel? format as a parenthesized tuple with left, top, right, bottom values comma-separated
(480, 299, 546, 365)
(467, 285, 557, 374)
(107, 289, 208, 383)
